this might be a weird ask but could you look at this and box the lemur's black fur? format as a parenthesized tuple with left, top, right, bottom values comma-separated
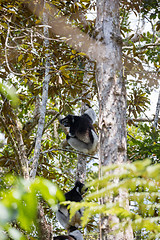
(56, 181, 87, 231)
(59, 107, 98, 154)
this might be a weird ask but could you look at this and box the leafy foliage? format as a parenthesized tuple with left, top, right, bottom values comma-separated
(0, 83, 19, 107)
(0, 0, 160, 239)
(127, 89, 150, 118)
(0, 176, 64, 239)
(69, 159, 160, 239)
(0, 0, 96, 179)
(128, 124, 160, 163)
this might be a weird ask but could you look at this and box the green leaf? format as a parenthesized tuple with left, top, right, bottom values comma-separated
(59, 65, 69, 70)
(8, 227, 26, 240)
(0, 83, 19, 107)
(71, 49, 76, 54)
(18, 54, 23, 62)
(77, 52, 87, 56)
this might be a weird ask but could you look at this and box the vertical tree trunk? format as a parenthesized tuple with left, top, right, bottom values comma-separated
(76, 103, 88, 183)
(96, 0, 126, 166)
(77, 152, 87, 182)
(30, 0, 50, 179)
(76, 61, 95, 183)
(29, 1, 52, 239)
(153, 90, 160, 130)
(95, 0, 133, 239)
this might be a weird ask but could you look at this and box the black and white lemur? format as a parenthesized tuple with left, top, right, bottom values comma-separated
(56, 180, 87, 234)
(53, 226, 83, 240)
(59, 106, 98, 154)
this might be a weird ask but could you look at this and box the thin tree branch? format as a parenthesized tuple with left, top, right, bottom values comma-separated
(30, 5, 50, 179)
(35, 31, 67, 42)
(1, 100, 29, 178)
(5, 24, 23, 76)
(127, 133, 137, 141)
(143, 16, 156, 42)
(0, 94, 29, 178)
(12, 119, 29, 179)
(43, 110, 63, 132)
(41, 148, 98, 159)
(153, 91, 160, 130)
(25, 0, 105, 62)
(26, 110, 62, 157)
(127, 118, 154, 123)
(123, 42, 160, 51)
(23, 108, 59, 135)
(0, 114, 29, 178)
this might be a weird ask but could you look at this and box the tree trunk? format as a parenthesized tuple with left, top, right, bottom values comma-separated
(29, 1, 52, 239)
(153, 90, 160, 130)
(37, 204, 53, 240)
(30, 0, 50, 179)
(76, 63, 90, 182)
(95, 0, 133, 239)
(76, 61, 95, 183)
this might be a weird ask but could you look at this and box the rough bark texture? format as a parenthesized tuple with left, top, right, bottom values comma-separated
(0, 115, 29, 179)
(12, 119, 29, 179)
(29, 2, 52, 239)
(76, 62, 94, 183)
(76, 154, 87, 183)
(96, 0, 126, 166)
(76, 106, 87, 182)
(30, 2, 50, 179)
(96, 0, 133, 239)
(153, 90, 160, 130)
(37, 204, 53, 240)
(76, 104, 88, 183)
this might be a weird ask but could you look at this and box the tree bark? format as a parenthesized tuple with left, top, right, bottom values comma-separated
(29, 2, 52, 239)
(30, 1, 50, 179)
(153, 90, 160, 130)
(95, 0, 133, 239)
(76, 103, 87, 183)
(0, 114, 29, 179)
(37, 204, 53, 240)
(76, 61, 95, 183)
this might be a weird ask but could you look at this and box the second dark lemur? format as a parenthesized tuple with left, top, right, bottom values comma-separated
(56, 181, 88, 231)
(59, 107, 98, 154)
(53, 226, 83, 240)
